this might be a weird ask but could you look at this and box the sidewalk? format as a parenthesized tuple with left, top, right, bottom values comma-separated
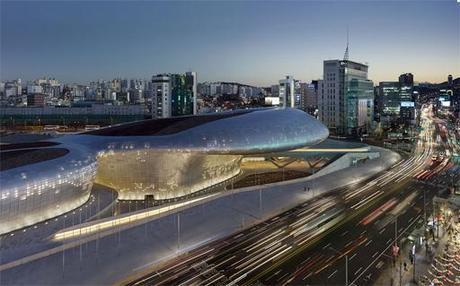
(374, 224, 452, 286)
(419, 221, 460, 286)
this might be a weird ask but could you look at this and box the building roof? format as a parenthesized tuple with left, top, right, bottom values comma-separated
(1, 108, 329, 174)
(1, 148, 69, 171)
(84, 109, 253, 136)
(0, 141, 60, 151)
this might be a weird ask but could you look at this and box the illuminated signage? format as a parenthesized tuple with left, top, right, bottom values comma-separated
(264, 97, 280, 105)
(400, 101, 415, 107)
(441, 101, 451, 107)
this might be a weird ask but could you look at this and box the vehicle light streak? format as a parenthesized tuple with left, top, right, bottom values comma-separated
(359, 198, 398, 225)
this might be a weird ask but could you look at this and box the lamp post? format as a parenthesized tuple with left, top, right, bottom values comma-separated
(423, 188, 429, 256)
(411, 244, 416, 283)
(393, 216, 401, 286)
(177, 212, 181, 251)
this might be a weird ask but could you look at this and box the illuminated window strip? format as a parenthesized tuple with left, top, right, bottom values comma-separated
(53, 194, 216, 240)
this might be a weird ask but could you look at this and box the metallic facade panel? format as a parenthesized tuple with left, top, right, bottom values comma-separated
(0, 108, 328, 234)
(96, 151, 241, 200)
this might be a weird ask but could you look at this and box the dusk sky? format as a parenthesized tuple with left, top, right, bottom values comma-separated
(1, 1, 459, 86)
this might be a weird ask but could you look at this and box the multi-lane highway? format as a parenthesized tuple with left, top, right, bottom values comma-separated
(126, 106, 458, 286)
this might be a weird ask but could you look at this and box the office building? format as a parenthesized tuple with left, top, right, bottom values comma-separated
(400, 101, 416, 125)
(26, 93, 45, 107)
(375, 74, 417, 127)
(398, 73, 415, 126)
(271, 85, 280, 98)
(27, 84, 43, 95)
(300, 81, 319, 114)
(318, 60, 374, 136)
(151, 72, 197, 118)
(398, 73, 414, 102)
(279, 76, 295, 108)
(378, 82, 400, 115)
(375, 82, 400, 127)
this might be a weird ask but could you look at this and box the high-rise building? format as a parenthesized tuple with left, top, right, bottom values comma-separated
(318, 60, 374, 135)
(378, 82, 400, 115)
(27, 84, 43, 95)
(398, 73, 413, 87)
(151, 72, 197, 118)
(375, 82, 400, 127)
(270, 85, 279, 98)
(299, 81, 318, 114)
(152, 75, 171, 118)
(172, 72, 197, 116)
(374, 73, 417, 127)
(448, 74, 453, 86)
(398, 73, 414, 102)
(111, 79, 122, 93)
(121, 79, 129, 93)
(279, 76, 295, 108)
(398, 73, 415, 126)
(27, 93, 45, 107)
(4, 81, 21, 98)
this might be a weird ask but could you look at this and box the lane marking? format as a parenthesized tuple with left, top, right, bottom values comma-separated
(328, 269, 338, 279)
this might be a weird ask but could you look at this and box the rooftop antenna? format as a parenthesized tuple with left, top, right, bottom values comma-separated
(343, 26, 349, 61)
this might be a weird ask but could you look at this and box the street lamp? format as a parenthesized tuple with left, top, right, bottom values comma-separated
(423, 188, 429, 256)
(411, 244, 416, 283)
(328, 246, 348, 286)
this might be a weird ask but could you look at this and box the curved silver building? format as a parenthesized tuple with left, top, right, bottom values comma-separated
(0, 108, 328, 234)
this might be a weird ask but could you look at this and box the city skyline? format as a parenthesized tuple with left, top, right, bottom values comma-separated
(1, 1, 460, 285)
(1, 1, 459, 85)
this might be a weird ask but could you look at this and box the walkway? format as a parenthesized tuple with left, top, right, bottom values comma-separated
(374, 220, 460, 286)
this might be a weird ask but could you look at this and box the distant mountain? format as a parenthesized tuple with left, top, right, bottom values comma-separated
(436, 77, 460, 88)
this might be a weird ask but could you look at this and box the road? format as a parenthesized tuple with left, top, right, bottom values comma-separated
(125, 105, 458, 286)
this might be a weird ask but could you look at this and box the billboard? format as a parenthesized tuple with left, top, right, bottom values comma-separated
(400, 101, 415, 107)
(264, 97, 280, 106)
(441, 101, 451, 107)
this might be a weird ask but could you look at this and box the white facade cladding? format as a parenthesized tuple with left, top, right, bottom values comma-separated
(151, 74, 170, 118)
(279, 76, 295, 108)
(0, 108, 328, 234)
(188, 72, 198, 115)
(0, 144, 98, 235)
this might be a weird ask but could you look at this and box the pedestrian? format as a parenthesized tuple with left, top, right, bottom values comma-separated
(404, 261, 407, 271)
